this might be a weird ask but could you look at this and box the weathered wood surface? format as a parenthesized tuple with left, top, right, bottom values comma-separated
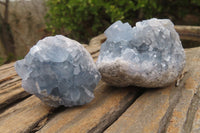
(38, 82, 141, 133)
(0, 70, 29, 110)
(0, 31, 200, 133)
(175, 25, 200, 41)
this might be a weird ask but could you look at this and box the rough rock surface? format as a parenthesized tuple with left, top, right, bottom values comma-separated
(97, 18, 185, 88)
(15, 35, 101, 107)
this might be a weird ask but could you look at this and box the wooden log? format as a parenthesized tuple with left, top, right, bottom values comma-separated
(175, 25, 200, 41)
(175, 25, 200, 36)
(105, 47, 200, 133)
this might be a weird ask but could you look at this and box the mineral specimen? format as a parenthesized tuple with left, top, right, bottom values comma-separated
(15, 35, 101, 107)
(97, 18, 185, 88)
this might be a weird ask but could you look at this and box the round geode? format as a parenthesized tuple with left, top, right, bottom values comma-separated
(15, 35, 101, 107)
(97, 18, 185, 88)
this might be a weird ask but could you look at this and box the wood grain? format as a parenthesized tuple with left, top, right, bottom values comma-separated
(175, 25, 200, 41)
(37, 82, 141, 133)
(0, 96, 52, 133)
(0, 82, 30, 110)
(0, 62, 15, 71)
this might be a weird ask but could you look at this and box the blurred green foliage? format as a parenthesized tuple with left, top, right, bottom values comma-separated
(192, 0, 200, 6)
(46, 0, 200, 43)
(0, 57, 5, 66)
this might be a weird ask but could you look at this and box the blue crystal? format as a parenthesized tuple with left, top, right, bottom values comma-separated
(15, 35, 101, 107)
(97, 18, 185, 88)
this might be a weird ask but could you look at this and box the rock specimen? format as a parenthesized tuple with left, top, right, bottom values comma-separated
(15, 35, 101, 107)
(97, 18, 185, 88)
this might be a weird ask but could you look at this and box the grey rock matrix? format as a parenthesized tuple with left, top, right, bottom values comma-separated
(97, 18, 185, 88)
(15, 35, 101, 107)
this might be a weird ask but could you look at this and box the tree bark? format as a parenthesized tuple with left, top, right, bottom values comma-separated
(4, 0, 9, 23)
(0, 0, 16, 63)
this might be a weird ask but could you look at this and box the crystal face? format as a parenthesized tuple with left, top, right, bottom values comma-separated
(15, 35, 101, 107)
(97, 18, 185, 88)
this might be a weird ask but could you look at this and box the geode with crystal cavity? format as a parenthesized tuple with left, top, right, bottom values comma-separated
(15, 35, 101, 107)
(97, 18, 185, 88)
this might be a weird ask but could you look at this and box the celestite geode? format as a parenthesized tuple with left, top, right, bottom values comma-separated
(15, 35, 101, 107)
(97, 18, 185, 88)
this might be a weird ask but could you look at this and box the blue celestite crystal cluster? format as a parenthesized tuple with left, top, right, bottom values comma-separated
(15, 35, 101, 107)
(97, 18, 185, 88)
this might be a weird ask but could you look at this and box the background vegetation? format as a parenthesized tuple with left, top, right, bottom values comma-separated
(0, 0, 200, 66)
(46, 0, 200, 43)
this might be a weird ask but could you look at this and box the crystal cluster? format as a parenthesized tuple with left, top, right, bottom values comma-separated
(15, 35, 101, 107)
(97, 18, 185, 88)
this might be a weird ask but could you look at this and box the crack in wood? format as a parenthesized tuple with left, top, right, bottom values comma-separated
(0, 93, 31, 114)
(55, 84, 113, 133)
(182, 84, 200, 133)
(31, 83, 105, 133)
(157, 72, 190, 133)
(88, 89, 144, 133)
